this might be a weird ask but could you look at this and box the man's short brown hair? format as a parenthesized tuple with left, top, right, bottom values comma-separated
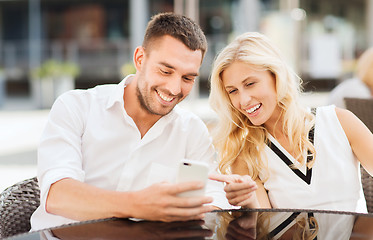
(143, 12, 207, 58)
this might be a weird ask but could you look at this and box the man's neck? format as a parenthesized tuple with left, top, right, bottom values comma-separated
(123, 81, 162, 138)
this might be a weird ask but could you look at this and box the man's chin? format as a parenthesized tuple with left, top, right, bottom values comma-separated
(154, 99, 180, 115)
(155, 107, 175, 116)
(146, 104, 176, 116)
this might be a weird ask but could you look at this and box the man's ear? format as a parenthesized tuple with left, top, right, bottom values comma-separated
(133, 46, 145, 71)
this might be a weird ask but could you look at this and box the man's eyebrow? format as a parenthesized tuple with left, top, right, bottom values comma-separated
(159, 62, 175, 69)
(187, 72, 199, 77)
(159, 62, 199, 76)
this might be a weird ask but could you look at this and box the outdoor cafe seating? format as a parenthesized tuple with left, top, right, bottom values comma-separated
(0, 97, 372, 239)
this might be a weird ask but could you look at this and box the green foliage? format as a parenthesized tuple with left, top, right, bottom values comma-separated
(120, 62, 136, 76)
(32, 60, 80, 79)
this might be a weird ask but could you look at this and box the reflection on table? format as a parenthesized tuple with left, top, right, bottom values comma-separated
(7, 209, 373, 240)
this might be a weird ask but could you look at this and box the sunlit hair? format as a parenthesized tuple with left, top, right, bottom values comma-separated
(357, 48, 373, 90)
(143, 12, 207, 58)
(209, 32, 315, 179)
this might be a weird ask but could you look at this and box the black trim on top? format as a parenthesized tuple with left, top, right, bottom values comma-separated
(265, 109, 318, 237)
(268, 212, 318, 239)
(268, 142, 313, 184)
(269, 212, 301, 238)
(266, 110, 315, 185)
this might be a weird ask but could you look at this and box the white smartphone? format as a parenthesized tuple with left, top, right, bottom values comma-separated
(176, 159, 209, 197)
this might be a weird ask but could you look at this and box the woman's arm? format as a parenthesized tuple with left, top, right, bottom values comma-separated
(335, 107, 373, 175)
(255, 179, 272, 208)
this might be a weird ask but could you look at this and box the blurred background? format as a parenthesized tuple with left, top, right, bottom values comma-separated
(0, 0, 371, 191)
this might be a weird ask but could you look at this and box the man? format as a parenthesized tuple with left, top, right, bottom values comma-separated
(30, 12, 229, 230)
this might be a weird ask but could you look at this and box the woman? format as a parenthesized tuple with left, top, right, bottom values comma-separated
(209, 32, 373, 213)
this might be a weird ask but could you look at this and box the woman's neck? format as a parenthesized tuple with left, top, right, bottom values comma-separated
(264, 107, 284, 138)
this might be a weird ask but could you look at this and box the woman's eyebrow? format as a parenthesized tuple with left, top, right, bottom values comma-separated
(224, 85, 235, 90)
(224, 76, 256, 89)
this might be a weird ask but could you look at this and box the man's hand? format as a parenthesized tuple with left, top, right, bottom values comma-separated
(127, 181, 215, 222)
(209, 173, 259, 208)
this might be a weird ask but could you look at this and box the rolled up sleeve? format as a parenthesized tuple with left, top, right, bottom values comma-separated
(37, 92, 86, 210)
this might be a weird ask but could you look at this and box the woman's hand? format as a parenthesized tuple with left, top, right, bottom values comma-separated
(209, 173, 259, 208)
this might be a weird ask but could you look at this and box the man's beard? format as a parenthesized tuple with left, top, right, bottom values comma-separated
(136, 84, 173, 116)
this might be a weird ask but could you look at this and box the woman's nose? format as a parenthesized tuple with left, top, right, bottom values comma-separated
(240, 91, 252, 107)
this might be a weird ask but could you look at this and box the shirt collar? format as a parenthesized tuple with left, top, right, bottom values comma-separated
(106, 74, 134, 109)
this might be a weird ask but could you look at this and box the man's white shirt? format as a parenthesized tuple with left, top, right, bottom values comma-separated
(30, 75, 230, 230)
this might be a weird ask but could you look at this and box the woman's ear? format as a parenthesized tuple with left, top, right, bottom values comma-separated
(133, 46, 145, 71)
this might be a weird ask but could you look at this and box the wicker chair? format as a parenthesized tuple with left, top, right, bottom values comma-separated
(0, 177, 40, 238)
(344, 97, 373, 213)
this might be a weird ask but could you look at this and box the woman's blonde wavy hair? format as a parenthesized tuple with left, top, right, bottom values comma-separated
(209, 32, 315, 179)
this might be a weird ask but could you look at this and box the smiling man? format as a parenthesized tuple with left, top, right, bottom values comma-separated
(125, 34, 202, 137)
(30, 12, 229, 230)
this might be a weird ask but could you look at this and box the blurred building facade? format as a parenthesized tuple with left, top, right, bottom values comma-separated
(0, 0, 372, 107)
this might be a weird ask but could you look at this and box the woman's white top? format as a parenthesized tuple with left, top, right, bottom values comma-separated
(260, 105, 367, 213)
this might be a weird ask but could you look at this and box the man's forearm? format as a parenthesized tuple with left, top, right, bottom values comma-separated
(46, 178, 215, 223)
(46, 178, 133, 221)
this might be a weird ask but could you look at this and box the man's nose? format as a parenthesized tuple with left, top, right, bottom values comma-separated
(166, 77, 182, 96)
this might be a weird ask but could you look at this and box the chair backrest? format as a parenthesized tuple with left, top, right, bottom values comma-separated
(344, 97, 373, 213)
(0, 177, 40, 238)
(344, 97, 373, 132)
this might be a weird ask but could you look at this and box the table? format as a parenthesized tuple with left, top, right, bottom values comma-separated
(5, 208, 373, 239)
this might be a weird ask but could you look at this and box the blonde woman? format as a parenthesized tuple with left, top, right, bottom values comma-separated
(209, 32, 373, 213)
(328, 47, 373, 108)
